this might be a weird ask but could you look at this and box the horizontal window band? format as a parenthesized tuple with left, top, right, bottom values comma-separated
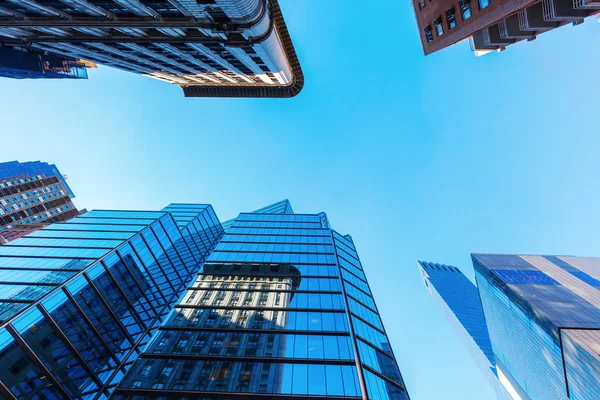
(196, 273, 337, 279)
(113, 388, 361, 400)
(138, 353, 357, 365)
(337, 254, 363, 270)
(355, 334, 393, 357)
(39, 228, 142, 233)
(357, 337, 395, 360)
(339, 263, 368, 279)
(229, 225, 328, 230)
(345, 292, 377, 313)
(342, 278, 372, 297)
(362, 363, 407, 392)
(186, 287, 342, 295)
(0, 298, 35, 304)
(219, 240, 333, 245)
(174, 305, 346, 313)
(224, 232, 332, 238)
(0, 254, 99, 260)
(211, 250, 335, 255)
(3, 244, 120, 250)
(157, 327, 351, 336)
(0, 267, 84, 272)
(0, 280, 62, 287)
(350, 313, 386, 335)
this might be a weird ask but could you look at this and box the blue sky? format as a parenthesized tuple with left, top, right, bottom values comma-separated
(2, 1, 600, 398)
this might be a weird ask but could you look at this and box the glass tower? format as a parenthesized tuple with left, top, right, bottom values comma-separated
(114, 200, 409, 399)
(0, 200, 409, 400)
(418, 261, 517, 400)
(0, 205, 223, 399)
(421, 254, 600, 400)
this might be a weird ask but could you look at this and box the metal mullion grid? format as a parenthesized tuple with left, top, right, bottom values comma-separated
(175, 305, 346, 313)
(5, 242, 120, 250)
(186, 287, 342, 295)
(340, 265, 370, 286)
(136, 232, 180, 296)
(361, 362, 409, 394)
(351, 314, 386, 337)
(0, 218, 177, 333)
(180, 224, 203, 264)
(226, 230, 332, 238)
(199, 210, 220, 244)
(40, 226, 142, 233)
(37, 304, 108, 397)
(190, 219, 212, 255)
(114, 388, 360, 400)
(157, 326, 351, 336)
(344, 285, 377, 309)
(330, 233, 369, 400)
(137, 353, 357, 365)
(81, 273, 138, 349)
(232, 224, 326, 231)
(5, 324, 72, 399)
(335, 243, 411, 399)
(140, 228, 186, 289)
(210, 249, 335, 255)
(200, 272, 336, 279)
(0, 280, 61, 287)
(98, 259, 152, 330)
(127, 240, 175, 304)
(95, 312, 168, 399)
(0, 299, 34, 304)
(338, 253, 364, 271)
(157, 218, 196, 275)
(61, 287, 122, 366)
(115, 248, 165, 312)
(0, 379, 17, 400)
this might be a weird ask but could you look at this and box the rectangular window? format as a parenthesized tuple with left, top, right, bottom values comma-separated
(459, 0, 472, 19)
(434, 17, 444, 36)
(445, 7, 457, 28)
(418, 0, 426, 10)
(479, 0, 490, 9)
(424, 25, 434, 42)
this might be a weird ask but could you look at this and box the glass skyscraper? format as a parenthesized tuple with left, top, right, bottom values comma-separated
(420, 254, 600, 400)
(0, 205, 222, 399)
(0, 200, 409, 400)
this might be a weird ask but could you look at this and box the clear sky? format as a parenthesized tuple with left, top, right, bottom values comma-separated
(1, 1, 600, 399)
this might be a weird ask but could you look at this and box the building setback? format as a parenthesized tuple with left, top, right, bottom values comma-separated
(0, 0, 303, 97)
(412, 0, 600, 55)
(0, 200, 410, 400)
(420, 254, 600, 400)
(0, 161, 81, 243)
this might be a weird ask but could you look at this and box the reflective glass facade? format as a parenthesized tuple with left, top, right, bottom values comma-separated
(114, 201, 409, 399)
(423, 253, 600, 400)
(418, 261, 514, 400)
(0, 205, 223, 399)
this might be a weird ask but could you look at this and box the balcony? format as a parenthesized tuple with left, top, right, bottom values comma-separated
(499, 15, 537, 39)
(518, 3, 559, 31)
(542, 0, 588, 21)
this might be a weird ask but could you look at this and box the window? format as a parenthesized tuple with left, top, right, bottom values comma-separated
(445, 7, 456, 28)
(479, 0, 490, 9)
(459, 0, 472, 19)
(434, 17, 444, 36)
(418, 0, 426, 10)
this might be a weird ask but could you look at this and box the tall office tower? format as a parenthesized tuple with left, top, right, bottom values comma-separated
(412, 0, 600, 55)
(0, 0, 303, 98)
(420, 254, 600, 400)
(114, 200, 409, 399)
(0, 205, 223, 399)
(418, 261, 518, 400)
(0, 161, 81, 243)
